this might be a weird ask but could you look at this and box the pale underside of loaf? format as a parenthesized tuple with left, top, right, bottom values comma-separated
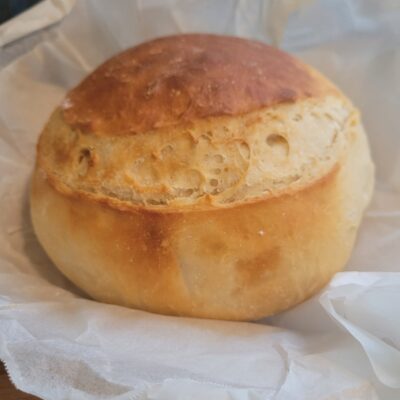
(38, 96, 355, 210)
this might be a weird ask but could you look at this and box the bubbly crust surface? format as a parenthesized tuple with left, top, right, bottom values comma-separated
(62, 34, 338, 136)
(40, 97, 351, 209)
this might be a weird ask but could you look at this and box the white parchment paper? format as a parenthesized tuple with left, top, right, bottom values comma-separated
(0, 1, 399, 399)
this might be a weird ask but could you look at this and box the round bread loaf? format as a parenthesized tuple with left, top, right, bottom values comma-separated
(31, 34, 374, 320)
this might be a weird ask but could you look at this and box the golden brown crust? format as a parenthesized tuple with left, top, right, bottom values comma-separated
(30, 34, 374, 320)
(32, 164, 343, 321)
(62, 34, 338, 135)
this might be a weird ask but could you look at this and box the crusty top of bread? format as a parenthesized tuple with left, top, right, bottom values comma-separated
(37, 34, 356, 212)
(62, 34, 338, 136)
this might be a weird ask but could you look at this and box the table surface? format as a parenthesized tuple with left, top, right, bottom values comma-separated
(0, 362, 40, 399)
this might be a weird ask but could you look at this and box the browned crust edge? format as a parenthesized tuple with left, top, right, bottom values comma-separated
(62, 33, 340, 136)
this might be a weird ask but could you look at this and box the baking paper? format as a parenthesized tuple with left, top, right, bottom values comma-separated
(0, 1, 399, 399)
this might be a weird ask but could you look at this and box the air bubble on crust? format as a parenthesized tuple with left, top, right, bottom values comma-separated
(147, 199, 163, 206)
(198, 134, 211, 144)
(238, 141, 250, 160)
(184, 188, 194, 196)
(213, 154, 224, 163)
(266, 134, 289, 157)
(206, 130, 214, 138)
(331, 131, 339, 145)
(324, 112, 334, 121)
(209, 178, 219, 187)
(291, 174, 301, 182)
(77, 148, 92, 176)
(78, 148, 91, 163)
(134, 157, 144, 166)
(175, 188, 197, 198)
(161, 144, 174, 158)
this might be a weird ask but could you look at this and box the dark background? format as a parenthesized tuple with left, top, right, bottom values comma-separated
(0, 0, 42, 23)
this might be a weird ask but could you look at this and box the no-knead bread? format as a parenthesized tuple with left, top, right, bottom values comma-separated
(31, 34, 374, 320)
